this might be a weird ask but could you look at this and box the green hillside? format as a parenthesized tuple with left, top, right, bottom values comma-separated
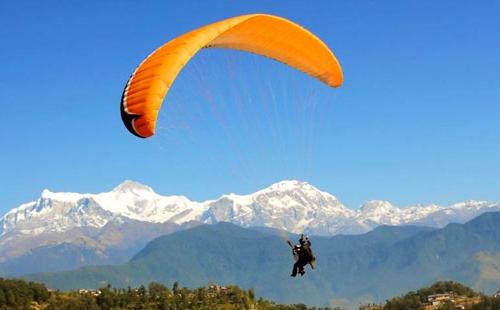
(27, 212, 500, 307)
(0, 277, 335, 309)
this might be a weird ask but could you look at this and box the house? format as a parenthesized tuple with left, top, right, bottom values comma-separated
(427, 292, 454, 303)
(427, 292, 454, 308)
(78, 289, 101, 296)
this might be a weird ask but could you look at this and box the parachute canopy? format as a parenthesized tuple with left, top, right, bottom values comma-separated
(121, 14, 343, 138)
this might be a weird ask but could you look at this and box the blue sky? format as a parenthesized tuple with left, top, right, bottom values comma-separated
(1, 1, 499, 214)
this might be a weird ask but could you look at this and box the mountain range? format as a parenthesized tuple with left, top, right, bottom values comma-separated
(1, 180, 499, 276)
(26, 211, 500, 307)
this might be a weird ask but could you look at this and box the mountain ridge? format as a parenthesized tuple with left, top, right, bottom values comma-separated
(25, 211, 500, 306)
(2, 180, 498, 237)
(1, 180, 498, 276)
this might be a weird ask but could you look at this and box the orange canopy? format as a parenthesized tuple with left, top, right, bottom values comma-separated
(121, 14, 343, 138)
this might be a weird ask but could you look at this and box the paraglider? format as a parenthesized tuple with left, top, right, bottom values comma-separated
(120, 14, 342, 278)
(120, 13, 343, 138)
(288, 234, 316, 277)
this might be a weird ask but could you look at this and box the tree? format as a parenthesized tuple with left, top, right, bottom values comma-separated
(96, 285, 115, 310)
(172, 281, 179, 294)
(440, 301, 456, 310)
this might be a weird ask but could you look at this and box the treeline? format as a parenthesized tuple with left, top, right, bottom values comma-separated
(0, 277, 50, 308)
(2, 277, 498, 310)
(369, 281, 500, 310)
(0, 278, 334, 309)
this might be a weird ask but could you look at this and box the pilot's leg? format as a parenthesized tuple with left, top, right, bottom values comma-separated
(291, 262, 298, 277)
(298, 263, 305, 276)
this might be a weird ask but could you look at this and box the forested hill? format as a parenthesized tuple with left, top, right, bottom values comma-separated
(27, 211, 500, 306)
(0, 278, 329, 309)
(1, 278, 498, 309)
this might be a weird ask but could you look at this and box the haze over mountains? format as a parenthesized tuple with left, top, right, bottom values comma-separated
(1, 180, 499, 276)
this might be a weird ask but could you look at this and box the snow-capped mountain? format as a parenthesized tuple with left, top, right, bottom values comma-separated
(1, 180, 499, 275)
(2, 180, 499, 239)
(201, 180, 356, 235)
(0, 181, 206, 237)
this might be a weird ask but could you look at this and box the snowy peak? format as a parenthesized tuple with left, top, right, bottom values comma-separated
(2, 180, 500, 239)
(3, 180, 499, 273)
(261, 180, 312, 193)
(357, 200, 403, 226)
(41, 189, 51, 198)
(203, 180, 352, 235)
(221, 180, 345, 214)
(0, 180, 200, 238)
(257, 180, 337, 199)
(40, 189, 86, 203)
(255, 180, 342, 209)
(112, 180, 156, 196)
(360, 200, 395, 213)
(448, 200, 493, 210)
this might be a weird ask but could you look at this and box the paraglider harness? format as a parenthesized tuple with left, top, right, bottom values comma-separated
(288, 234, 316, 277)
